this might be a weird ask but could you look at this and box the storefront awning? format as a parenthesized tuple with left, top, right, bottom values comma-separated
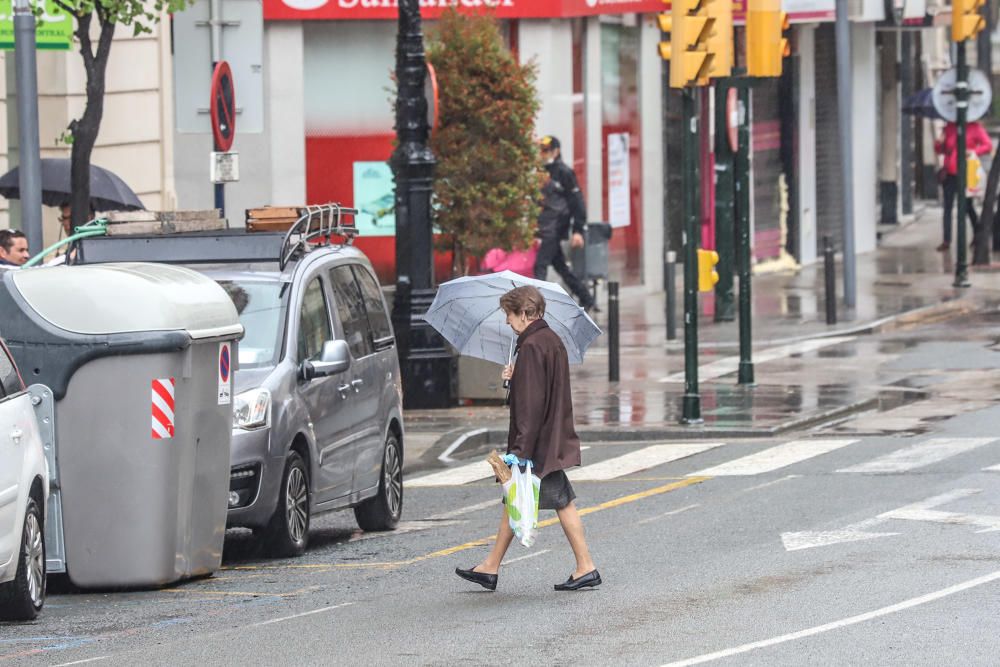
(265, 0, 665, 22)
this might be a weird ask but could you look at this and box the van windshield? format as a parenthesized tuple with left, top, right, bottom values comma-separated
(217, 280, 286, 369)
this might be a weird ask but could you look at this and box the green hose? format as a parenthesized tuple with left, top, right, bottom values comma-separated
(22, 219, 108, 268)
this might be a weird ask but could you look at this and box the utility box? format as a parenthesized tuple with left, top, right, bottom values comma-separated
(0, 263, 243, 589)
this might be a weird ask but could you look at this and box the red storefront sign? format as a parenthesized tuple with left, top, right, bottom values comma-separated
(265, 0, 665, 21)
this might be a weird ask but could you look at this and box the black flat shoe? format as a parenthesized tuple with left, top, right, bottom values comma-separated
(554, 569, 602, 591)
(455, 567, 498, 591)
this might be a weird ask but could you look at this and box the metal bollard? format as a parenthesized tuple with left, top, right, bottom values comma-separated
(665, 251, 677, 341)
(823, 236, 837, 325)
(608, 281, 620, 382)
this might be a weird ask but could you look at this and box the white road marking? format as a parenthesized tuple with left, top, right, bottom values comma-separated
(637, 504, 700, 525)
(568, 443, 725, 481)
(249, 602, 355, 629)
(837, 437, 997, 473)
(781, 489, 981, 551)
(659, 336, 856, 383)
(408, 447, 589, 487)
(743, 474, 802, 492)
(503, 549, 551, 565)
(660, 570, 1000, 666)
(425, 500, 499, 520)
(689, 439, 858, 477)
(407, 460, 494, 487)
(982, 463, 1000, 472)
(52, 659, 109, 667)
(347, 520, 462, 543)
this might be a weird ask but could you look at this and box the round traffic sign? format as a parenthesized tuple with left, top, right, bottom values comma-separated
(211, 61, 237, 152)
(932, 68, 993, 123)
(426, 62, 439, 132)
(726, 88, 739, 153)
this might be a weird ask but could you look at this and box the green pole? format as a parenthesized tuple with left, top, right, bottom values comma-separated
(735, 81, 755, 385)
(682, 87, 702, 424)
(714, 82, 735, 322)
(954, 42, 971, 288)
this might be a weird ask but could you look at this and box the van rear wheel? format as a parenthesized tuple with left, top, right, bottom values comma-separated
(354, 433, 402, 532)
(263, 452, 310, 557)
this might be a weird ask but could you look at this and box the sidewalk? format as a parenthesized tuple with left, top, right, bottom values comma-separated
(402, 205, 1000, 472)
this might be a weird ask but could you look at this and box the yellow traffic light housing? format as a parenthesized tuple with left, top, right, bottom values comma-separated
(746, 0, 789, 78)
(704, 0, 733, 80)
(697, 248, 720, 292)
(953, 0, 986, 42)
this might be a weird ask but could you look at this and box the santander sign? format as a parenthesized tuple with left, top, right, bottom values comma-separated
(266, 0, 665, 20)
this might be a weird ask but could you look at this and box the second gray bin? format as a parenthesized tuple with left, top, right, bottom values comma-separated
(0, 263, 243, 588)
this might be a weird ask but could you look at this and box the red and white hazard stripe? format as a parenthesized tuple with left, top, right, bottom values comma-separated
(152, 377, 176, 440)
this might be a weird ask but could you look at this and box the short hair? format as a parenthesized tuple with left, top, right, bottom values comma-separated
(0, 229, 25, 252)
(500, 286, 546, 320)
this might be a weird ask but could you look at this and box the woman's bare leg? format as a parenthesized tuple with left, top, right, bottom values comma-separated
(556, 501, 596, 578)
(474, 509, 515, 575)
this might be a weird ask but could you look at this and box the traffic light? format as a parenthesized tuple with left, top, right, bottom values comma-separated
(953, 0, 986, 42)
(697, 248, 720, 292)
(704, 0, 733, 80)
(746, 0, 789, 78)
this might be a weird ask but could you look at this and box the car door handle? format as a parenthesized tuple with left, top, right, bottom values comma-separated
(337, 383, 351, 398)
(351, 379, 364, 393)
(10, 428, 23, 445)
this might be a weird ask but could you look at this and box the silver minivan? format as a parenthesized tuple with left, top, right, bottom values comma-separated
(70, 210, 404, 556)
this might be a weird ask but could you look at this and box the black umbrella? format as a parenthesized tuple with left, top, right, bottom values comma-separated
(902, 88, 944, 120)
(0, 158, 144, 211)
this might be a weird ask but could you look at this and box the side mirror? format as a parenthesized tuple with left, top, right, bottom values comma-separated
(300, 339, 351, 381)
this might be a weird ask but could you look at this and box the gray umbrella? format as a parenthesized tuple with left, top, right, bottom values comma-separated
(0, 158, 144, 211)
(422, 270, 602, 366)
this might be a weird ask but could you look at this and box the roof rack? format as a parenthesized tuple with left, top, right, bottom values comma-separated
(279, 203, 360, 270)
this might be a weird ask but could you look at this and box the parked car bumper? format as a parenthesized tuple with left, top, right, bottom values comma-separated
(225, 427, 282, 529)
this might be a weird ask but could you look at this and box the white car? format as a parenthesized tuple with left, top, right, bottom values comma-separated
(0, 339, 47, 620)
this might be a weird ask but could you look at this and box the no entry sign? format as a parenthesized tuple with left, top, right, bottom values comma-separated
(211, 61, 236, 152)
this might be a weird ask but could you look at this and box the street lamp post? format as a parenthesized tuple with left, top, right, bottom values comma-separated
(390, 0, 455, 409)
(13, 0, 43, 254)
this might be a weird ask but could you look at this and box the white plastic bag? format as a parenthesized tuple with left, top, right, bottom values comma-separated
(502, 454, 541, 548)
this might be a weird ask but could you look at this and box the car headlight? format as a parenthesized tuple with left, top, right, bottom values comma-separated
(233, 388, 270, 430)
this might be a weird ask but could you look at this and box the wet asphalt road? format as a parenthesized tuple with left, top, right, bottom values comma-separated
(2, 313, 1000, 666)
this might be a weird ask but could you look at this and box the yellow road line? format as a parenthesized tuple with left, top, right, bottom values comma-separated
(222, 477, 710, 574)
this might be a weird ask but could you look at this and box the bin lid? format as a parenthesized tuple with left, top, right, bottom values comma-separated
(10, 263, 243, 339)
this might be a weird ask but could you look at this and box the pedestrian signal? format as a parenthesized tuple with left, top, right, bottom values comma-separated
(746, 0, 789, 78)
(697, 248, 720, 292)
(953, 0, 986, 42)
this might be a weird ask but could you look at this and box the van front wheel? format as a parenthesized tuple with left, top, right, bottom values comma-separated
(354, 433, 402, 532)
(263, 452, 310, 557)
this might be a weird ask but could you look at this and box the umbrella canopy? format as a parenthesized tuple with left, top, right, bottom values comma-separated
(422, 270, 602, 366)
(0, 158, 144, 211)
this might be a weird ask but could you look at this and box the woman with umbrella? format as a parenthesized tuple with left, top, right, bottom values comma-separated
(453, 285, 601, 592)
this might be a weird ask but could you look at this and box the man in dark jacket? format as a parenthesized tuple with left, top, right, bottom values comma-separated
(535, 136, 596, 312)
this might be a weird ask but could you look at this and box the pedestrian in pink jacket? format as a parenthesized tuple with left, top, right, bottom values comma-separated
(934, 121, 993, 251)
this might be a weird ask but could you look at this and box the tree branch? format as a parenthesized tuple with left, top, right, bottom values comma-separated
(95, 12, 115, 64)
(76, 10, 94, 71)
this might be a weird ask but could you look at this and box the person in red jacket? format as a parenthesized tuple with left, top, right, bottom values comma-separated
(934, 121, 993, 251)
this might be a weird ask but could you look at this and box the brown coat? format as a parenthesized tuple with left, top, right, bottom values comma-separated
(506, 319, 581, 478)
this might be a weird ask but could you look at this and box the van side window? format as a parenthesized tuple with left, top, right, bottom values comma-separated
(0, 347, 21, 398)
(352, 266, 394, 350)
(298, 277, 332, 362)
(329, 265, 374, 359)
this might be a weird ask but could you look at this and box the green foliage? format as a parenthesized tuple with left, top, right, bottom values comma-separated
(427, 9, 541, 273)
(54, 0, 187, 34)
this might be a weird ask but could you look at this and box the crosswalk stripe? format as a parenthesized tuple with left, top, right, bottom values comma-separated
(408, 446, 592, 487)
(983, 464, 1000, 472)
(568, 443, 725, 481)
(837, 437, 997, 474)
(688, 439, 858, 477)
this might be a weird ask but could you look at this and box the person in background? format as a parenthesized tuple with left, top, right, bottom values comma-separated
(934, 120, 993, 251)
(0, 229, 29, 267)
(455, 286, 600, 593)
(535, 135, 596, 312)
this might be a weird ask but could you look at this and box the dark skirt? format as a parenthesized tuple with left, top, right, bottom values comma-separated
(538, 470, 576, 510)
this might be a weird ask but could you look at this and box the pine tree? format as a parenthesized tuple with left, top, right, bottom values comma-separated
(427, 9, 541, 277)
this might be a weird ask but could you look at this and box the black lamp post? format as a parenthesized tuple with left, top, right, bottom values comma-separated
(390, 0, 456, 409)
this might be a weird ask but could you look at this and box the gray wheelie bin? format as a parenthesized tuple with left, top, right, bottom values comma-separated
(0, 263, 243, 588)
